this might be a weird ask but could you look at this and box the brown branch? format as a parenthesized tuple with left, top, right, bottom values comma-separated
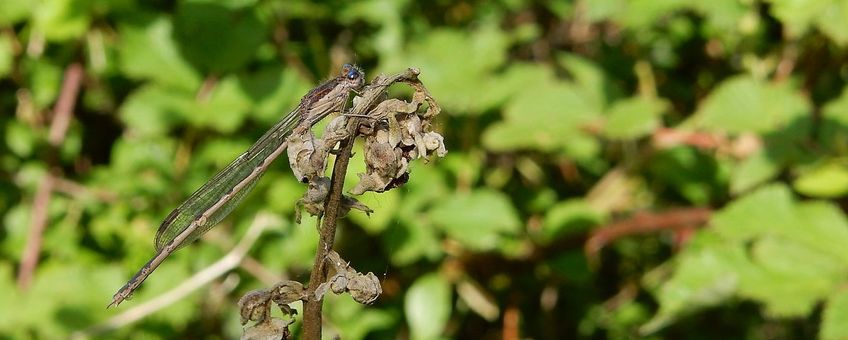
(502, 303, 520, 340)
(584, 207, 712, 265)
(774, 43, 798, 83)
(18, 63, 84, 290)
(302, 135, 356, 340)
(48, 63, 83, 146)
(652, 128, 726, 150)
(17, 174, 54, 290)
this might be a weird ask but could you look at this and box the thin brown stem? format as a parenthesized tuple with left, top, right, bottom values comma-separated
(17, 174, 54, 290)
(584, 207, 712, 265)
(48, 63, 83, 146)
(18, 63, 83, 290)
(302, 135, 356, 340)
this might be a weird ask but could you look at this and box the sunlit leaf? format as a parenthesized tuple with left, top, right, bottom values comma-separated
(399, 25, 509, 114)
(483, 78, 601, 154)
(558, 53, 614, 112)
(737, 236, 843, 317)
(183, 75, 252, 133)
(118, 17, 202, 91)
(793, 160, 848, 198)
(237, 65, 312, 123)
(430, 189, 521, 251)
(405, 273, 451, 340)
(542, 199, 605, 242)
(32, 0, 91, 42)
(0, 34, 14, 79)
(604, 96, 667, 139)
(689, 76, 810, 134)
(325, 293, 397, 340)
(26, 59, 62, 110)
(822, 289, 848, 340)
(0, 0, 30, 25)
(711, 184, 794, 241)
(119, 84, 192, 137)
(730, 150, 781, 195)
(5, 120, 38, 157)
(767, 0, 848, 44)
(642, 231, 743, 334)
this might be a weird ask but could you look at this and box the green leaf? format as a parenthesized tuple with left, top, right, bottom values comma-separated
(822, 289, 848, 340)
(711, 184, 795, 241)
(237, 65, 312, 123)
(398, 25, 509, 114)
(738, 236, 843, 317)
(648, 146, 726, 205)
(383, 218, 443, 266)
(430, 189, 521, 251)
(483, 79, 601, 155)
(263, 173, 302, 216)
(766, 0, 848, 44)
(780, 201, 848, 266)
(590, 0, 688, 29)
(26, 59, 62, 110)
(815, 1, 848, 45)
(691, 0, 753, 36)
(173, 2, 267, 73)
(405, 273, 452, 340)
(0, 34, 14, 79)
(765, 0, 828, 37)
(558, 53, 614, 112)
(0, 264, 21, 331)
(730, 150, 781, 195)
(0, 0, 31, 25)
(2, 203, 31, 261)
(32, 0, 91, 42)
(604, 96, 667, 139)
(259, 216, 317, 270)
(183, 75, 251, 133)
(118, 17, 202, 91)
(118, 84, 192, 137)
(348, 190, 401, 234)
(325, 293, 396, 340)
(387, 168, 446, 266)
(542, 199, 605, 242)
(818, 87, 848, 159)
(642, 231, 743, 334)
(5, 120, 38, 157)
(793, 160, 848, 198)
(689, 76, 810, 134)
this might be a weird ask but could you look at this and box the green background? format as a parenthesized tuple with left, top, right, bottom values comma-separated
(3, 0, 848, 338)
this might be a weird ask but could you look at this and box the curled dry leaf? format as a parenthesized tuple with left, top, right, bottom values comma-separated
(314, 250, 383, 304)
(285, 129, 327, 183)
(238, 289, 273, 325)
(237, 280, 304, 339)
(295, 176, 373, 223)
(350, 86, 446, 195)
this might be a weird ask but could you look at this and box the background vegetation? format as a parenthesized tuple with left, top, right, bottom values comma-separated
(3, 0, 848, 338)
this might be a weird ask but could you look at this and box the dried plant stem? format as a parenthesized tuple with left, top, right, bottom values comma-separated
(17, 174, 54, 289)
(584, 207, 712, 265)
(302, 135, 356, 340)
(18, 63, 83, 290)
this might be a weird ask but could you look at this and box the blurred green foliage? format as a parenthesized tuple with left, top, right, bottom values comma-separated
(4, 0, 848, 339)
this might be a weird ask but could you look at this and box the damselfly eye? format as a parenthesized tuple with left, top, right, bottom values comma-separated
(347, 69, 360, 80)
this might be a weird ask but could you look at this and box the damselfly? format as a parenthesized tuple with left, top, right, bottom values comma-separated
(109, 64, 365, 307)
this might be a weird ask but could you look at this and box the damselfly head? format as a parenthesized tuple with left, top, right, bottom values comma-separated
(341, 63, 365, 88)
